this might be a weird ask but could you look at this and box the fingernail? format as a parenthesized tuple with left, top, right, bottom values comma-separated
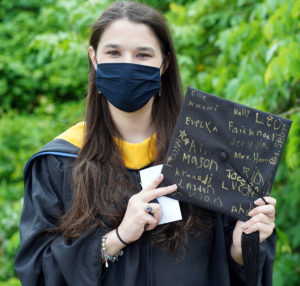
(254, 199, 261, 204)
(248, 210, 253, 216)
(168, 184, 177, 190)
(241, 223, 247, 230)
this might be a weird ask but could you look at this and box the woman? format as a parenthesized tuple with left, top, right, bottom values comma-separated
(15, 1, 276, 285)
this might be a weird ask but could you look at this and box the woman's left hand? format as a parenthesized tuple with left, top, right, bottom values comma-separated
(231, 196, 276, 265)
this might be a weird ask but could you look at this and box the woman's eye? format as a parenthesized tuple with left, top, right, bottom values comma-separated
(106, 50, 120, 56)
(137, 53, 151, 58)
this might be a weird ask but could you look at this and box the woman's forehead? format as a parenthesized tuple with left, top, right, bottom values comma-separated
(98, 19, 161, 51)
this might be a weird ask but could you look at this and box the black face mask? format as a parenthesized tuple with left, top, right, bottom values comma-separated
(95, 62, 161, 112)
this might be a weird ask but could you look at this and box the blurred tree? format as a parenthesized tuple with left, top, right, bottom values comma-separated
(0, 0, 110, 110)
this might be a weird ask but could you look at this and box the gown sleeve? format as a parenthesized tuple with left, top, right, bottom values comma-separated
(14, 155, 105, 286)
(223, 215, 276, 286)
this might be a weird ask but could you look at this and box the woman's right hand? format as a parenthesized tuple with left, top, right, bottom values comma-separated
(118, 173, 177, 244)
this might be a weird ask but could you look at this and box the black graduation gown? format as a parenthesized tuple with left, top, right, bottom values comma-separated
(15, 138, 276, 286)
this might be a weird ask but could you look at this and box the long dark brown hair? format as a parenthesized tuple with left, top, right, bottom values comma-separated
(58, 1, 213, 250)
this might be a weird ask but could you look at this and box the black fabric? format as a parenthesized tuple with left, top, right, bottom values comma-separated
(242, 232, 260, 286)
(151, 224, 214, 285)
(23, 139, 80, 180)
(223, 215, 276, 286)
(160, 87, 292, 221)
(95, 63, 160, 112)
(15, 139, 276, 285)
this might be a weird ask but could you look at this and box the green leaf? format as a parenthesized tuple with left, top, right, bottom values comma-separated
(266, 42, 279, 63)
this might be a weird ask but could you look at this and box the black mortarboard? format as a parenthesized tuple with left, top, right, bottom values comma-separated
(161, 87, 292, 221)
(160, 87, 292, 285)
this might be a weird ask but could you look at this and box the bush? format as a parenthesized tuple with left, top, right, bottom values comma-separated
(0, 100, 84, 282)
(0, 0, 110, 111)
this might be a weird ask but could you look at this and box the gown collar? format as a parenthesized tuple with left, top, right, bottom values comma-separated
(55, 121, 157, 170)
(115, 134, 157, 170)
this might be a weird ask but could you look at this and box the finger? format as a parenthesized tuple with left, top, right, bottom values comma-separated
(146, 203, 162, 223)
(254, 197, 276, 207)
(144, 214, 158, 231)
(144, 174, 164, 190)
(244, 212, 274, 229)
(242, 212, 275, 241)
(242, 221, 275, 242)
(139, 184, 177, 202)
(248, 204, 275, 218)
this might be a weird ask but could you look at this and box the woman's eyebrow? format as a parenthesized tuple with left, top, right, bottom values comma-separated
(102, 44, 155, 53)
(136, 46, 155, 53)
(103, 43, 121, 49)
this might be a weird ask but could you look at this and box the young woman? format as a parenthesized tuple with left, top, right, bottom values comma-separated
(15, 2, 276, 285)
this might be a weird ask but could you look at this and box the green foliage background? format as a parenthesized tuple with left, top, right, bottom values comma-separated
(0, 0, 299, 285)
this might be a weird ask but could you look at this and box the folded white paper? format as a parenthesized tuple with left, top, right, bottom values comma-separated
(139, 164, 182, 225)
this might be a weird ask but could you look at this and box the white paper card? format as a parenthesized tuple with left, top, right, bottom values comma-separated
(139, 164, 182, 225)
